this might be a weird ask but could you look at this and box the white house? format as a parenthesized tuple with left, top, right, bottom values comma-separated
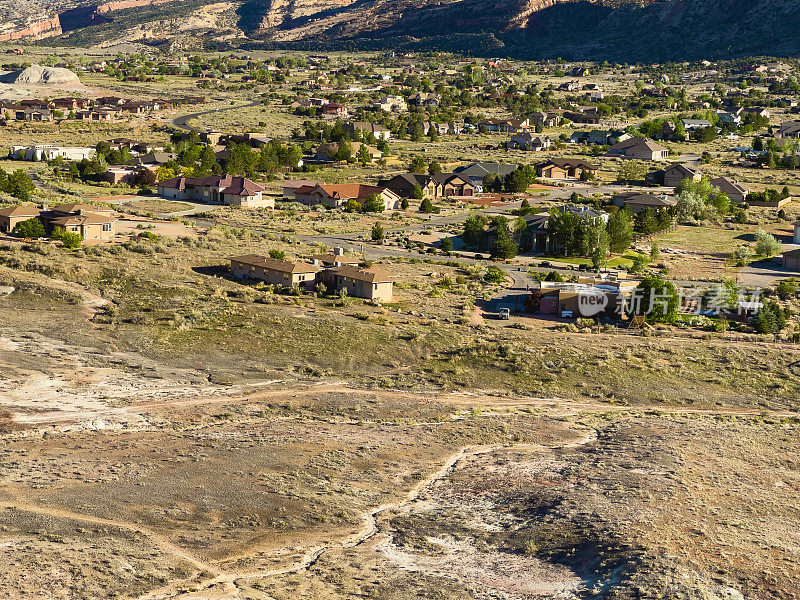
(10, 145, 95, 161)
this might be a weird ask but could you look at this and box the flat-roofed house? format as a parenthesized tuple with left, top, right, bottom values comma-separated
(229, 255, 319, 288)
(10, 145, 95, 161)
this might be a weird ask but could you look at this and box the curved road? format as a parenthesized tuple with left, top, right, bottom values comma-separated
(171, 100, 263, 132)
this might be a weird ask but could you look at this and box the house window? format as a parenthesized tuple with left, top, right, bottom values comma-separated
(102, 223, 111, 232)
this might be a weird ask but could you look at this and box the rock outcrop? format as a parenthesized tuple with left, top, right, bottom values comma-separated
(0, 65, 81, 85)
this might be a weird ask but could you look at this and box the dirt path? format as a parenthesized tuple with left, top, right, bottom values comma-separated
(0, 490, 222, 580)
(131, 428, 600, 600)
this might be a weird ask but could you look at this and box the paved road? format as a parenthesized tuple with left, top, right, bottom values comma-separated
(171, 100, 263, 132)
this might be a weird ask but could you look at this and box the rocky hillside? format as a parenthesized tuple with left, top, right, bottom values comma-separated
(238, 0, 800, 62)
(2, 0, 800, 61)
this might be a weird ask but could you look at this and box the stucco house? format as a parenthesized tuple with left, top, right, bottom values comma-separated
(605, 137, 669, 161)
(0, 205, 41, 233)
(293, 184, 401, 210)
(321, 265, 394, 302)
(711, 176, 750, 204)
(229, 255, 319, 288)
(157, 175, 272, 208)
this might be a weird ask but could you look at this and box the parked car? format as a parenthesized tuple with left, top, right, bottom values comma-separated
(498, 307, 510, 320)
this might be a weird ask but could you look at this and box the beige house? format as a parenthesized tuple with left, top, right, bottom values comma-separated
(0, 205, 41, 233)
(711, 176, 750, 204)
(43, 203, 116, 241)
(230, 255, 319, 288)
(157, 175, 273, 209)
(293, 184, 401, 210)
(48, 213, 115, 240)
(323, 265, 394, 302)
(606, 137, 669, 161)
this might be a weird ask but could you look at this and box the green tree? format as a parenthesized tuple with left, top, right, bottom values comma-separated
(50, 226, 83, 248)
(11, 217, 45, 238)
(428, 161, 443, 175)
(334, 140, 353, 162)
(462, 213, 487, 248)
(411, 183, 424, 200)
(633, 275, 679, 323)
(634, 207, 659, 234)
(409, 156, 427, 173)
(618, 160, 647, 183)
(363, 193, 386, 213)
(268, 249, 286, 260)
(356, 143, 371, 166)
(420, 197, 437, 213)
(607, 208, 633, 253)
(754, 230, 780, 257)
(371, 221, 385, 243)
(440, 238, 453, 252)
(504, 164, 537, 193)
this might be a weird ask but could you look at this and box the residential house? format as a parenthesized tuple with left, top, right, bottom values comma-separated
(51, 97, 91, 111)
(716, 111, 742, 126)
(230, 255, 318, 288)
(536, 158, 599, 180)
(293, 184, 401, 210)
(794, 221, 800, 245)
(373, 95, 407, 113)
(283, 179, 325, 199)
(105, 166, 151, 185)
(431, 173, 476, 198)
(775, 121, 800, 142)
(309, 248, 361, 268)
(508, 132, 551, 151)
(453, 162, 517, 192)
(321, 103, 349, 118)
(344, 122, 392, 140)
(681, 118, 713, 131)
(321, 265, 394, 302)
(563, 111, 601, 125)
(9, 145, 95, 161)
(605, 137, 669, 161)
(529, 111, 561, 128)
(419, 121, 454, 136)
(132, 151, 176, 167)
(313, 142, 381, 163)
(157, 175, 272, 208)
(0, 205, 41, 234)
(711, 176, 750, 204)
(379, 173, 438, 199)
(481, 118, 530, 133)
(783, 248, 800, 272)
(612, 193, 677, 214)
(77, 108, 119, 122)
(570, 130, 629, 146)
(647, 163, 701, 187)
(41, 203, 116, 241)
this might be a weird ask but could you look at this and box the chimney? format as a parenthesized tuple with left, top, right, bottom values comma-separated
(334, 246, 344, 256)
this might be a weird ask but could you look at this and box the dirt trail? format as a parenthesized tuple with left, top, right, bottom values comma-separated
(132, 429, 600, 600)
(0, 491, 222, 580)
(13, 381, 799, 430)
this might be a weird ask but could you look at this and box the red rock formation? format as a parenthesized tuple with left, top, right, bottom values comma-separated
(0, 16, 62, 42)
(96, 0, 192, 15)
